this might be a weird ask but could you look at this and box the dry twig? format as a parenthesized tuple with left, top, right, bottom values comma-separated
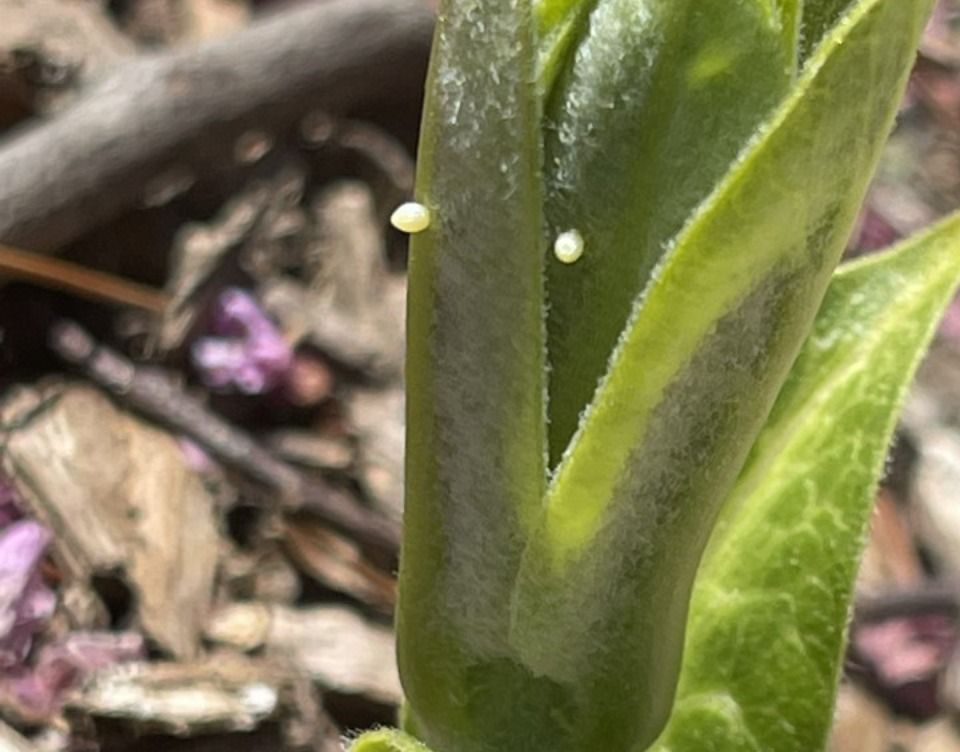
(0, 0, 434, 252)
(48, 320, 399, 554)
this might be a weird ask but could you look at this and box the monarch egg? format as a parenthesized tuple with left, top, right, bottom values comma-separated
(554, 229, 584, 264)
(390, 202, 431, 234)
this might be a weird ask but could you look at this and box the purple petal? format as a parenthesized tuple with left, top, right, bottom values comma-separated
(178, 438, 215, 473)
(938, 295, 960, 344)
(848, 205, 901, 254)
(0, 632, 145, 721)
(39, 631, 146, 673)
(17, 574, 56, 626)
(0, 666, 65, 720)
(214, 288, 274, 338)
(249, 337, 294, 369)
(191, 288, 293, 394)
(0, 522, 48, 582)
(0, 522, 53, 669)
(192, 338, 249, 388)
(233, 363, 270, 394)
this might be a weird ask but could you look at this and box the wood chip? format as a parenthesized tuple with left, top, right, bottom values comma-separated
(856, 488, 925, 598)
(183, 0, 250, 42)
(828, 683, 900, 752)
(0, 721, 37, 752)
(68, 655, 290, 735)
(0, 0, 133, 83)
(284, 517, 394, 612)
(205, 603, 400, 705)
(345, 387, 404, 524)
(911, 426, 960, 580)
(266, 431, 354, 473)
(1, 383, 219, 658)
(260, 181, 406, 381)
(914, 718, 960, 752)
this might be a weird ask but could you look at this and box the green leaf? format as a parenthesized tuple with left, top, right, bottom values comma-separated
(533, 0, 594, 96)
(350, 729, 436, 752)
(799, 0, 857, 62)
(775, 0, 803, 71)
(510, 1, 932, 749)
(651, 212, 960, 752)
(534, 0, 794, 97)
(542, 0, 792, 462)
(397, 0, 546, 750)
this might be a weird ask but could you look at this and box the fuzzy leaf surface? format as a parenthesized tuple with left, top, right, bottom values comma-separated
(533, 0, 593, 95)
(775, 0, 803, 70)
(511, 2, 933, 750)
(397, 1, 546, 750)
(651, 212, 960, 752)
(800, 0, 856, 60)
(542, 0, 791, 461)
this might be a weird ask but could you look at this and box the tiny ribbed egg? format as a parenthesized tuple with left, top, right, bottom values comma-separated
(390, 202, 431, 234)
(553, 229, 584, 264)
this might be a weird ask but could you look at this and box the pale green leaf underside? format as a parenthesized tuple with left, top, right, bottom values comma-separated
(651, 211, 960, 752)
(510, 1, 932, 749)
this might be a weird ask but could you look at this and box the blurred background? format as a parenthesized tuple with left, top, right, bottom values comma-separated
(0, 1, 955, 750)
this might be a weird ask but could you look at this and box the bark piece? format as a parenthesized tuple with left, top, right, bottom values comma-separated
(0, 0, 433, 252)
(283, 517, 394, 612)
(0, 0, 133, 83)
(0, 720, 37, 752)
(67, 654, 304, 736)
(266, 431, 353, 473)
(911, 426, 960, 580)
(205, 603, 400, 705)
(345, 387, 404, 524)
(159, 170, 308, 352)
(261, 181, 406, 380)
(0, 383, 219, 658)
(914, 719, 960, 752)
(827, 683, 900, 752)
(183, 0, 250, 42)
(51, 321, 399, 553)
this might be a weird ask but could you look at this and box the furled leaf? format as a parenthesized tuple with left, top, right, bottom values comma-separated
(650, 212, 960, 752)
(775, 0, 803, 71)
(397, 0, 547, 750)
(510, 1, 933, 750)
(533, 0, 593, 95)
(542, 0, 792, 461)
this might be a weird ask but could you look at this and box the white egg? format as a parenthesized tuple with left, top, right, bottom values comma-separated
(390, 202, 431, 234)
(554, 229, 584, 264)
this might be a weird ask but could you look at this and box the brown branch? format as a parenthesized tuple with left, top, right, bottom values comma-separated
(0, 0, 434, 252)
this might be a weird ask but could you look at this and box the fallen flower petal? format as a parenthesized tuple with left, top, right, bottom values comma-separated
(0, 632, 145, 721)
(191, 288, 293, 394)
(41, 631, 146, 674)
(0, 522, 53, 669)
